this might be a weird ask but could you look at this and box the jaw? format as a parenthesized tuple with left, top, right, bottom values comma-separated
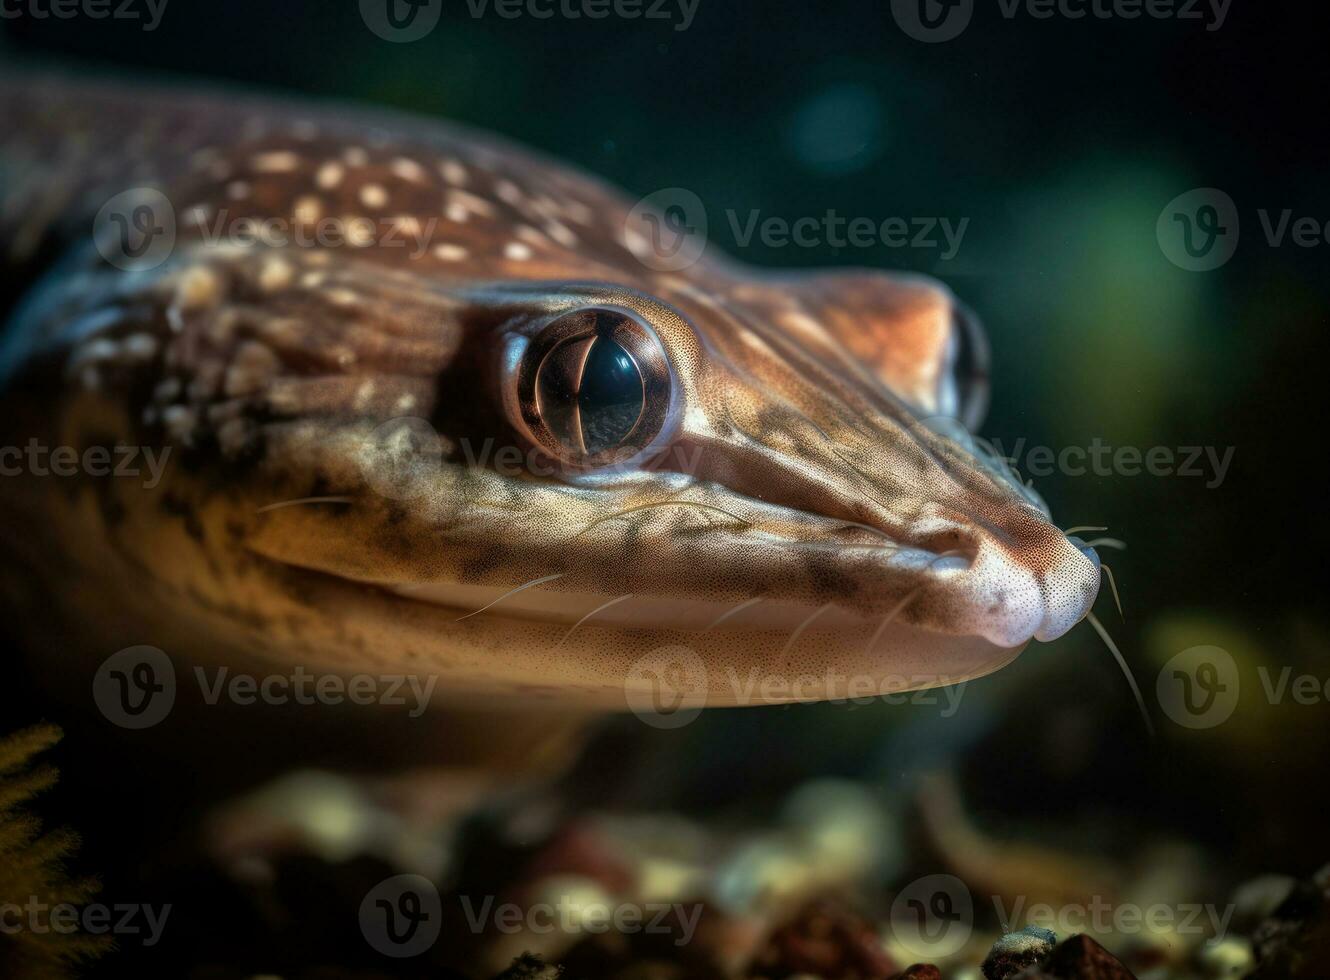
(261, 560, 1028, 709)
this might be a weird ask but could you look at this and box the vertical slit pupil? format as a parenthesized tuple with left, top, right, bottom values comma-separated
(578, 338, 644, 455)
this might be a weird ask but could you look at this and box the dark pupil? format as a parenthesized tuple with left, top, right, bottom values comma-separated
(579, 339, 643, 454)
(536, 336, 645, 456)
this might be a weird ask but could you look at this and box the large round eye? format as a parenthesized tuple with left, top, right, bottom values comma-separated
(515, 307, 675, 468)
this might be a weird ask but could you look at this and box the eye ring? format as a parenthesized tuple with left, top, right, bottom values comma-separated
(515, 306, 676, 469)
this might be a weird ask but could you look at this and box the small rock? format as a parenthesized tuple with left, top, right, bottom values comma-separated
(891, 965, 943, 979)
(1251, 863, 1330, 979)
(493, 952, 562, 979)
(982, 926, 1057, 979)
(1024, 934, 1137, 979)
(752, 899, 898, 979)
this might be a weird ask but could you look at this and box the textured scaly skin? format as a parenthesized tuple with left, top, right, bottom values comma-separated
(0, 70, 1100, 723)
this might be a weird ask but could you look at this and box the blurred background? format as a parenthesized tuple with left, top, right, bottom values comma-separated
(2, 1, 1328, 976)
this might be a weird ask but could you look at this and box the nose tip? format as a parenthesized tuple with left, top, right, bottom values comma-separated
(1032, 536, 1101, 641)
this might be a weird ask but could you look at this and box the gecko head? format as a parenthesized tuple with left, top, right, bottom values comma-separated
(4, 109, 1101, 709)
(228, 259, 1100, 705)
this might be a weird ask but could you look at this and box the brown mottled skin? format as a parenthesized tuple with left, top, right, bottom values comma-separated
(0, 69, 1101, 727)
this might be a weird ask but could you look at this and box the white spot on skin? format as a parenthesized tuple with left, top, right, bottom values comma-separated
(175, 266, 222, 312)
(445, 202, 470, 224)
(449, 190, 495, 217)
(259, 257, 295, 292)
(293, 196, 323, 223)
(390, 158, 428, 183)
(162, 405, 197, 441)
(360, 184, 388, 209)
(316, 162, 345, 190)
(440, 159, 468, 185)
(301, 271, 328, 288)
(495, 179, 523, 205)
(395, 394, 417, 412)
(517, 225, 547, 246)
(433, 244, 469, 262)
(327, 288, 360, 306)
(544, 220, 579, 247)
(227, 181, 251, 201)
(504, 242, 533, 262)
(354, 380, 377, 410)
(123, 334, 158, 360)
(251, 151, 300, 173)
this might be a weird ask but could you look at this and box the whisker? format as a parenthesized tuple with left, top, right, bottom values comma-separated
(1083, 537, 1127, 551)
(780, 602, 834, 667)
(1064, 525, 1108, 536)
(1100, 562, 1125, 619)
(703, 596, 764, 632)
(864, 587, 921, 657)
(574, 500, 751, 538)
(453, 573, 564, 622)
(1085, 610, 1155, 738)
(557, 593, 634, 646)
(256, 496, 354, 513)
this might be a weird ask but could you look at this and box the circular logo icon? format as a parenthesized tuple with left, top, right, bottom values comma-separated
(360, 0, 441, 42)
(93, 645, 176, 730)
(1157, 645, 1240, 729)
(359, 874, 442, 958)
(624, 645, 709, 729)
(624, 188, 708, 273)
(889, 874, 974, 960)
(93, 188, 176, 272)
(358, 416, 444, 500)
(1156, 188, 1240, 272)
(890, 0, 974, 42)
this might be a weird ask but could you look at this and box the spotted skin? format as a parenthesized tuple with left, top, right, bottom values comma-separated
(0, 71, 1100, 709)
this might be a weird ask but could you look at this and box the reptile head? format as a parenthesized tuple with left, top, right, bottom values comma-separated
(1, 80, 1101, 708)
